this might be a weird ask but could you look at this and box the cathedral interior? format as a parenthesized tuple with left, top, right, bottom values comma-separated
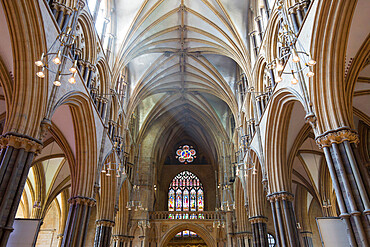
(0, 0, 369, 246)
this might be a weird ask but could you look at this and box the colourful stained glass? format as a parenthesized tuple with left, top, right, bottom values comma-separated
(176, 145, 196, 164)
(168, 171, 204, 212)
(197, 189, 204, 211)
(176, 189, 182, 211)
(168, 189, 175, 211)
(190, 189, 196, 211)
(183, 230, 190, 237)
(183, 189, 189, 211)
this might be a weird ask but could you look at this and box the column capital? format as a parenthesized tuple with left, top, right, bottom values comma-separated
(267, 191, 294, 202)
(112, 235, 134, 242)
(68, 196, 96, 206)
(248, 215, 268, 224)
(316, 127, 359, 148)
(300, 231, 313, 237)
(96, 219, 115, 227)
(0, 132, 43, 154)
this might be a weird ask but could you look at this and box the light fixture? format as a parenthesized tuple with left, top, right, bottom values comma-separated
(34, 0, 83, 88)
(35, 53, 44, 67)
(275, 59, 284, 71)
(53, 75, 61, 86)
(276, 75, 282, 83)
(68, 73, 76, 84)
(306, 67, 314, 78)
(308, 53, 316, 66)
(292, 49, 300, 63)
(36, 68, 46, 78)
(252, 167, 257, 175)
(291, 71, 298, 84)
(297, 222, 302, 229)
(52, 50, 62, 65)
(69, 60, 78, 73)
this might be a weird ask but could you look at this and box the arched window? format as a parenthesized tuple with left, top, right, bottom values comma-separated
(168, 171, 204, 212)
(267, 233, 276, 247)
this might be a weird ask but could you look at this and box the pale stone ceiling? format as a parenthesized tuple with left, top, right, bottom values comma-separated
(112, 0, 252, 164)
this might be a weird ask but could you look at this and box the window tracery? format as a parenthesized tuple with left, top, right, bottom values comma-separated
(168, 171, 204, 219)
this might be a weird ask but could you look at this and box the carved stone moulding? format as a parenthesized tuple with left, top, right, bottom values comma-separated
(316, 127, 359, 148)
(0, 132, 43, 154)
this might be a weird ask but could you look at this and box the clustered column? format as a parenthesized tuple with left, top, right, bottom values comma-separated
(300, 231, 313, 247)
(61, 196, 96, 247)
(112, 235, 133, 247)
(267, 192, 301, 247)
(94, 219, 115, 247)
(249, 216, 268, 247)
(0, 133, 43, 246)
(317, 128, 370, 246)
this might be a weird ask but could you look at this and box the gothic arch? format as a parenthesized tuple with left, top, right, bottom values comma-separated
(1, 0, 47, 137)
(159, 223, 216, 247)
(264, 88, 305, 193)
(52, 92, 98, 197)
(310, 0, 358, 134)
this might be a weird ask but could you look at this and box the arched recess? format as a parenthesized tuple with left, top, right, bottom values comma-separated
(264, 88, 306, 193)
(160, 223, 216, 247)
(76, 11, 97, 64)
(52, 92, 97, 197)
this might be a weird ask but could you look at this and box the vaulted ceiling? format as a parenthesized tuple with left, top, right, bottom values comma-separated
(113, 0, 252, 164)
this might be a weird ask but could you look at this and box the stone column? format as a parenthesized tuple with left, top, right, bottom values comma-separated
(288, 6, 300, 33)
(255, 16, 264, 42)
(316, 128, 370, 246)
(225, 211, 234, 246)
(0, 133, 42, 246)
(57, 234, 64, 247)
(300, 231, 313, 247)
(61, 196, 96, 247)
(249, 216, 268, 247)
(94, 219, 115, 247)
(249, 31, 259, 57)
(112, 235, 131, 247)
(267, 192, 301, 247)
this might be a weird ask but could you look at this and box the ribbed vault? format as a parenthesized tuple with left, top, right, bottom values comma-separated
(115, 0, 247, 169)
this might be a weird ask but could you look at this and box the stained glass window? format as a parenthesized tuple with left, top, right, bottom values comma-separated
(168, 171, 204, 212)
(168, 189, 175, 211)
(176, 145, 196, 164)
(174, 230, 198, 238)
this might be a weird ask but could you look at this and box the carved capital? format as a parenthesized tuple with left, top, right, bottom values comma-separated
(249, 215, 268, 224)
(68, 196, 96, 206)
(112, 235, 129, 242)
(96, 219, 115, 227)
(316, 128, 359, 148)
(0, 133, 43, 154)
(267, 191, 294, 202)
